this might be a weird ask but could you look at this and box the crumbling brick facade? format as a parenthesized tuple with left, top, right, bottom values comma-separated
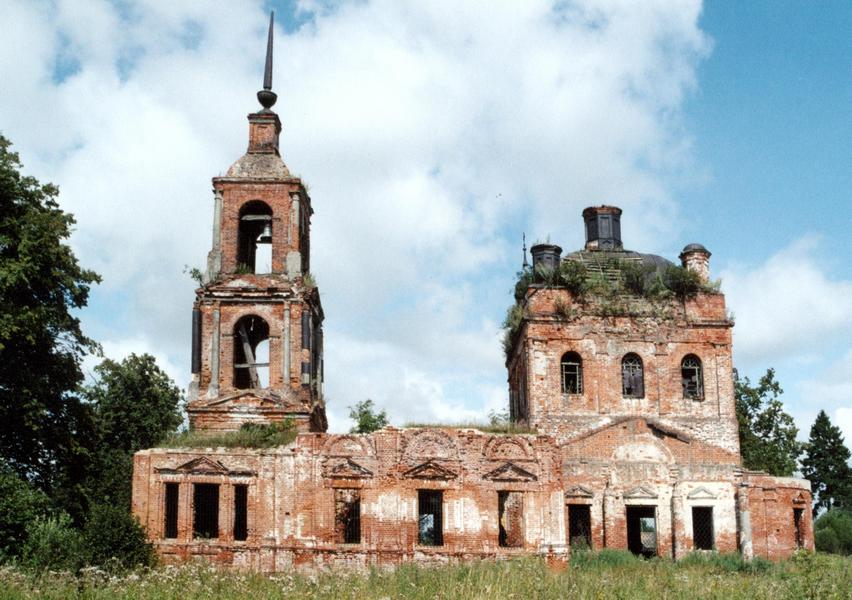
(132, 74, 814, 571)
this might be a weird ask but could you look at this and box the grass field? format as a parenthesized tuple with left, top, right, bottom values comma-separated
(1, 551, 850, 600)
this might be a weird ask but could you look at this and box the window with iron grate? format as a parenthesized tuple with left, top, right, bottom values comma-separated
(622, 353, 644, 398)
(193, 483, 219, 539)
(561, 352, 583, 394)
(681, 354, 704, 400)
(335, 489, 361, 544)
(418, 490, 443, 546)
(692, 506, 714, 550)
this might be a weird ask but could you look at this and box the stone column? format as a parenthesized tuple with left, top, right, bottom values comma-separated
(209, 308, 220, 398)
(205, 189, 223, 282)
(737, 483, 753, 560)
(671, 491, 685, 559)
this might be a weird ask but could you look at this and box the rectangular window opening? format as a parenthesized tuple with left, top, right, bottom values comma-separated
(692, 506, 714, 550)
(193, 483, 219, 539)
(626, 505, 657, 558)
(568, 504, 592, 550)
(794, 508, 804, 549)
(164, 483, 179, 539)
(498, 491, 524, 548)
(335, 489, 361, 544)
(418, 490, 443, 546)
(233, 484, 248, 542)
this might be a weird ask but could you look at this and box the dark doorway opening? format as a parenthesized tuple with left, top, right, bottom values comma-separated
(568, 504, 592, 550)
(335, 489, 361, 544)
(193, 483, 219, 539)
(233, 484, 248, 541)
(794, 508, 804, 549)
(692, 506, 714, 550)
(626, 505, 657, 558)
(418, 490, 443, 546)
(498, 491, 524, 548)
(163, 483, 179, 539)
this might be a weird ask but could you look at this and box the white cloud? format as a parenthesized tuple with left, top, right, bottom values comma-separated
(1, 0, 710, 431)
(722, 237, 852, 368)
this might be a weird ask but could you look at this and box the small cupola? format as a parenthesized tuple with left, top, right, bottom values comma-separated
(530, 243, 563, 271)
(582, 206, 623, 251)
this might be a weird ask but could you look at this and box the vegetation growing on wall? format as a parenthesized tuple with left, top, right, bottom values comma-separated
(503, 257, 722, 359)
(162, 420, 297, 449)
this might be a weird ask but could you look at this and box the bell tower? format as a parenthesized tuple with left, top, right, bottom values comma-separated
(186, 12, 326, 433)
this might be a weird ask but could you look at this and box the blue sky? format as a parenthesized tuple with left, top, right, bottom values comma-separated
(2, 1, 851, 444)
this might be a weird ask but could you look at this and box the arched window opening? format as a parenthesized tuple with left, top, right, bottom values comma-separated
(237, 201, 273, 274)
(561, 352, 583, 394)
(681, 354, 703, 400)
(233, 315, 270, 389)
(622, 353, 644, 398)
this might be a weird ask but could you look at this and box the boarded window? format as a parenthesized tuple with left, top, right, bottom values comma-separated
(498, 491, 524, 548)
(622, 353, 644, 398)
(335, 489, 361, 544)
(418, 490, 443, 546)
(626, 505, 657, 558)
(794, 508, 804, 549)
(568, 504, 592, 550)
(233, 315, 270, 389)
(163, 483, 179, 539)
(692, 506, 714, 550)
(233, 485, 248, 542)
(681, 354, 704, 400)
(193, 483, 219, 539)
(561, 352, 583, 394)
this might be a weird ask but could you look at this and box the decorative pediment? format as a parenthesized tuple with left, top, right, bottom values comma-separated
(565, 485, 594, 498)
(324, 458, 373, 479)
(156, 456, 254, 477)
(793, 492, 808, 505)
(484, 461, 537, 482)
(203, 391, 283, 408)
(687, 486, 717, 500)
(623, 485, 658, 499)
(403, 460, 458, 480)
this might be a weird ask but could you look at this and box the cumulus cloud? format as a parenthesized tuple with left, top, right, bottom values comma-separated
(1, 0, 710, 431)
(722, 237, 852, 368)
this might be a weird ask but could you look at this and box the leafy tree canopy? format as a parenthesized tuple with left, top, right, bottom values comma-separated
(82, 353, 183, 506)
(348, 399, 389, 434)
(801, 410, 852, 516)
(735, 368, 802, 477)
(0, 134, 100, 491)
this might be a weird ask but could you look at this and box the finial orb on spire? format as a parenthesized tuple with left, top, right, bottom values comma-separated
(257, 10, 277, 110)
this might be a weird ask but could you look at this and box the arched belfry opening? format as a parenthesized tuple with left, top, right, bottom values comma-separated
(233, 315, 270, 389)
(237, 201, 273, 274)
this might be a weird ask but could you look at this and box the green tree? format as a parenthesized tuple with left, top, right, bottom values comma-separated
(83, 353, 183, 506)
(735, 368, 802, 476)
(0, 465, 51, 561)
(348, 399, 389, 434)
(0, 134, 100, 494)
(814, 509, 852, 555)
(81, 502, 155, 570)
(801, 410, 852, 516)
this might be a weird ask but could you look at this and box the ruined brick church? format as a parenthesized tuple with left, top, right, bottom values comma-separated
(132, 17, 814, 570)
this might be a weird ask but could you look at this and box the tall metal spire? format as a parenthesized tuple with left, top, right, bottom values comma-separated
(522, 233, 529, 270)
(257, 11, 277, 110)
